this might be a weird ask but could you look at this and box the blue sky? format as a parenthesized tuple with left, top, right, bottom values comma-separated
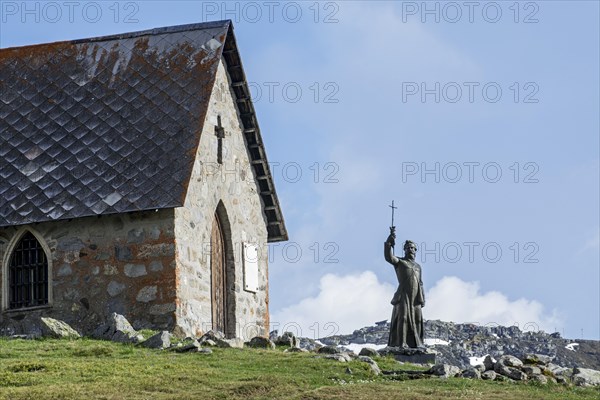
(1, 1, 598, 340)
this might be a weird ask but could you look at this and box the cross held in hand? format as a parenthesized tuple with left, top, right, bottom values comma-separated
(389, 200, 397, 228)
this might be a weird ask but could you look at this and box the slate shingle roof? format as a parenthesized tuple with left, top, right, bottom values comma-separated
(0, 20, 287, 242)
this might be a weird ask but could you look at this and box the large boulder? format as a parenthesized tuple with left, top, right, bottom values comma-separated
(275, 331, 299, 348)
(522, 365, 542, 376)
(358, 356, 381, 375)
(0, 315, 43, 339)
(547, 363, 574, 383)
(318, 345, 341, 355)
(428, 364, 461, 378)
(461, 368, 481, 379)
(494, 355, 527, 381)
(497, 355, 523, 368)
(40, 317, 80, 339)
(93, 313, 142, 343)
(482, 355, 495, 371)
(494, 363, 528, 381)
(572, 367, 600, 387)
(473, 364, 486, 373)
(481, 370, 497, 380)
(297, 337, 322, 352)
(359, 347, 379, 357)
(246, 336, 276, 349)
(220, 338, 245, 349)
(139, 331, 171, 349)
(523, 353, 553, 366)
(269, 330, 279, 342)
(547, 363, 569, 375)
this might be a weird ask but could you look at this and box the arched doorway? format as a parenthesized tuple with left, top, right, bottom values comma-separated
(211, 211, 228, 334)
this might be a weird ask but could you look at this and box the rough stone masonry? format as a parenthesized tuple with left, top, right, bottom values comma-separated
(0, 21, 287, 340)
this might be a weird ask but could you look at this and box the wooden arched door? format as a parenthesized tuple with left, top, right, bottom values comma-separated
(211, 211, 227, 333)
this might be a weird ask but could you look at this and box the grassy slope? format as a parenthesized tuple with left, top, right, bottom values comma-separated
(0, 338, 598, 400)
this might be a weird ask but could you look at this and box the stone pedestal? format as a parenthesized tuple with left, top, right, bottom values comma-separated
(379, 346, 437, 365)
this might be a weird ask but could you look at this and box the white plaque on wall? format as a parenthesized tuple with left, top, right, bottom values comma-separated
(243, 243, 259, 293)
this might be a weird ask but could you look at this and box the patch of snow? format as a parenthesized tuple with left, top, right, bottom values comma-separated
(339, 343, 387, 354)
(565, 343, 579, 351)
(424, 338, 450, 346)
(469, 354, 495, 366)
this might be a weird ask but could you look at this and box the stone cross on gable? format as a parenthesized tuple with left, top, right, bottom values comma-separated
(215, 115, 225, 164)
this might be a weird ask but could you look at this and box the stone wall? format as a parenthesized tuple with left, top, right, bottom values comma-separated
(0, 58, 272, 340)
(174, 57, 270, 340)
(0, 210, 177, 334)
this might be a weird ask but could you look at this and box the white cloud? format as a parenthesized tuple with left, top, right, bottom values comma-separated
(270, 271, 395, 338)
(271, 273, 562, 338)
(426, 276, 562, 334)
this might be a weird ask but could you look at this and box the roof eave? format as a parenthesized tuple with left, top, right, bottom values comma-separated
(221, 24, 288, 243)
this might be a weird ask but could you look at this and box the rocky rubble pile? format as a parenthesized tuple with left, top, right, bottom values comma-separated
(428, 354, 600, 387)
(318, 319, 600, 370)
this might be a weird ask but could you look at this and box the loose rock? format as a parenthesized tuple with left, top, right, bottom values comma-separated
(497, 355, 523, 368)
(174, 340, 201, 353)
(275, 331, 299, 348)
(481, 370, 497, 380)
(318, 345, 341, 355)
(199, 330, 225, 342)
(522, 365, 542, 376)
(93, 313, 141, 343)
(284, 347, 308, 353)
(482, 355, 495, 371)
(358, 356, 381, 375)
(139, 331, 171, 349)
(530, 374, 549, 384)
(523, 353, 553, 365)
(428, 364, 461, 378)
(323, 354, 348, 362)
(572, 367, 600, 387)
(494, 363, 528, 381)
(221, 338, 244, 349)
(473, 364, 486, 373)
(461, 368, 481, 379)
(359, 347, 379, 357)
(246, 336, 276, 349)
(40, 317, 80, 339)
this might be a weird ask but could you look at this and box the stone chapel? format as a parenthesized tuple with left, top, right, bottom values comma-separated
(0, 20, 287, 339)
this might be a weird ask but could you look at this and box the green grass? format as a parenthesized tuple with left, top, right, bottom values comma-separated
(0, 338, 597, 399)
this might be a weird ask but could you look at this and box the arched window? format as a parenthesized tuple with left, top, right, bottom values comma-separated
(8, 232, 49, 310)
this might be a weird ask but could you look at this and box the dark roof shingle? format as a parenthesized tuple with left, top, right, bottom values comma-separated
(0, 21, 288, 242)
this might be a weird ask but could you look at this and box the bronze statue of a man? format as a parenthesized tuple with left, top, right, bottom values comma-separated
(384, 227, 425, 348)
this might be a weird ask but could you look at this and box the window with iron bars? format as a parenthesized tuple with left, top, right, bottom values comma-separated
(9, 232, 49, 310)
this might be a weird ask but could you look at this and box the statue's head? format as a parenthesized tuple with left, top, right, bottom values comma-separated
(404, 240, 417, 259)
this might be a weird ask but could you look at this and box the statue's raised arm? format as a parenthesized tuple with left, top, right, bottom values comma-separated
(384, 226, 399, 265)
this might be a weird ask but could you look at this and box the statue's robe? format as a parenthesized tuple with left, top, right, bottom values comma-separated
(385, 242, 425, 348)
